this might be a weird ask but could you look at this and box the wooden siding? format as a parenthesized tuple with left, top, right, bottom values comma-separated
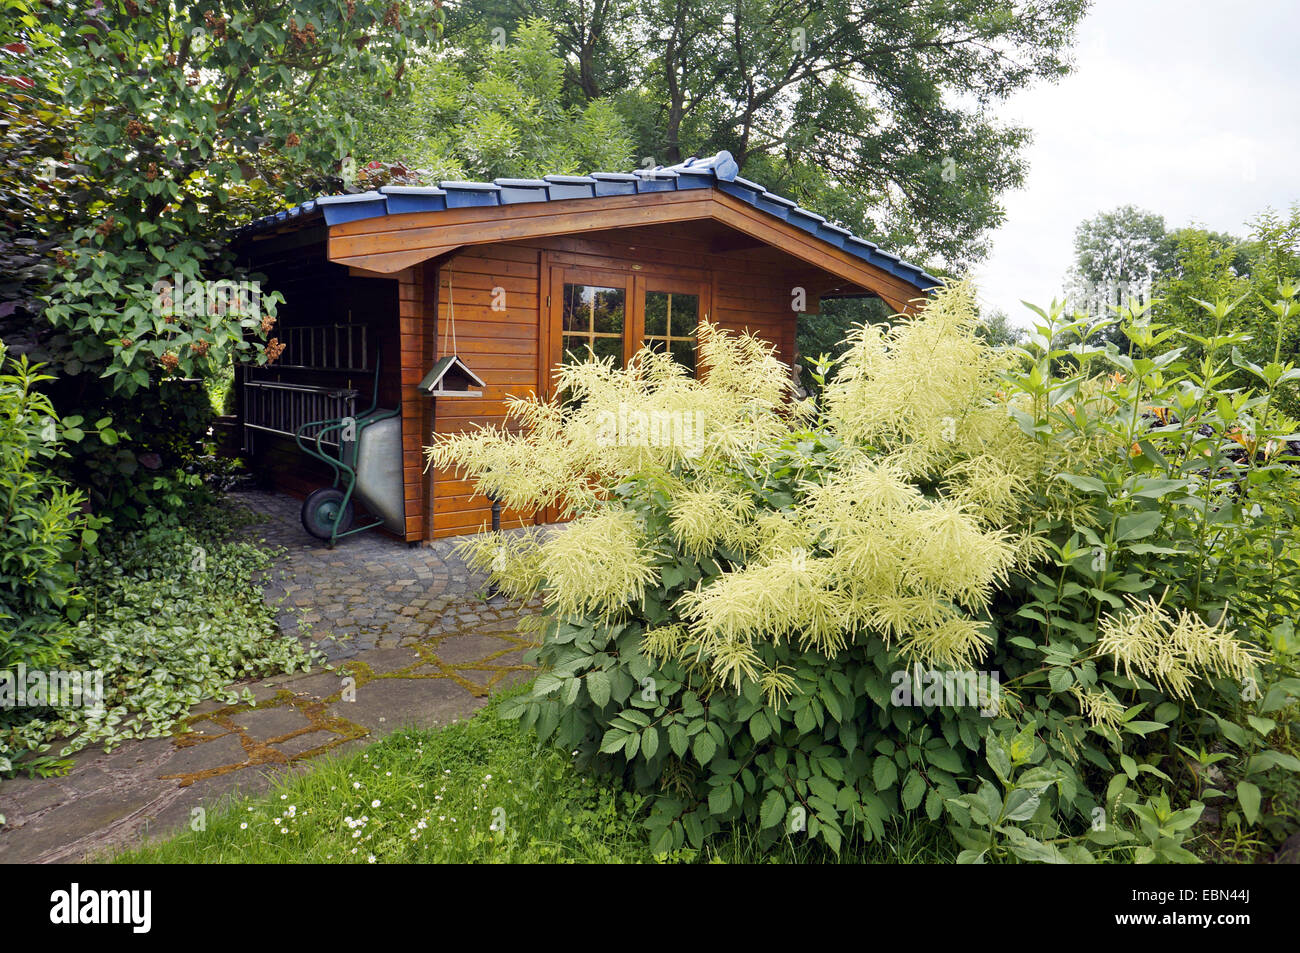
(428, 244, 543, 539)
(417, 228, 818, 540)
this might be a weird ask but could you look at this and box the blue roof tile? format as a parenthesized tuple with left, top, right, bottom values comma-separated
(543, 174, 598, 200)
(378, 185, 448, 214)
(236, 151, 938, 292)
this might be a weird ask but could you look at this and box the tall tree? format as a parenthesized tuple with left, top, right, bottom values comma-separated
(1064, 205, 1172, 316)
(445, 0, 1090, 268)
(337, 18, 634, 180)
(1, 0, 440, 515)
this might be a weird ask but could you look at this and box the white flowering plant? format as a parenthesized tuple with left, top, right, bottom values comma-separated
(428, 281, 1300, 861)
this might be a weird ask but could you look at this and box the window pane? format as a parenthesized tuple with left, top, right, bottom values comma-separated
(561, 334, 591, 362)
(645, 292, 669, 336)
(643, 289, 699, 373)
(670, 338, 696, 373)
(591, 336, 623, 364)
(592, 287, 625, 333)
(562, 284, 587, 332)
(562, 283, 625, 367)
(666, 293, 699, 336)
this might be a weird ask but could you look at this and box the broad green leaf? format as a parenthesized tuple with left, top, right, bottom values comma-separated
(585, 669, 611, 708)
(693, 732, 717, 767)
(759, 790, 786, 829)
(872, 755, 898, 790)
(1115, 510, 1164, 541)
(1237, 781, 1261, 825)
(901, 770, 926, 810)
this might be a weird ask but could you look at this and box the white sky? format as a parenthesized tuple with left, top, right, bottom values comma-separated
(971, 0, 1300, 326)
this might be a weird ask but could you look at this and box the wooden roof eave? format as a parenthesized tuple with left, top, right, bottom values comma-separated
(325, 189, 926, 314)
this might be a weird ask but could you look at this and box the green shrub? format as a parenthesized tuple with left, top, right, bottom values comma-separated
(40, 371, 220, 527)
(0, 344, 93, 671)
(1, 502, 320, 776)
(429, 282, 1300, 861)
(999, 291, 1300, 856)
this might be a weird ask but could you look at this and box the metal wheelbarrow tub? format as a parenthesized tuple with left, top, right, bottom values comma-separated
(350, 414, 405, 533)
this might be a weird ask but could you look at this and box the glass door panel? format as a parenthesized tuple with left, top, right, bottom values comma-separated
(643, 288, 701, 374)
(561, 283, 626, 365)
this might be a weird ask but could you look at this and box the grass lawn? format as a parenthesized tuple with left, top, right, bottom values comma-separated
(115, 688, 956, 864)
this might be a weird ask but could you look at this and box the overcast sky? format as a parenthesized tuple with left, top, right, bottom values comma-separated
(971, 0, 1300, 326)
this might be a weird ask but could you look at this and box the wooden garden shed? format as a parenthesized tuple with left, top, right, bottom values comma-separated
(231, 151, 938, 544)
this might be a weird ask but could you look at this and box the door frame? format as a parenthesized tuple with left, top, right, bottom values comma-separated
(544, 264, 712, 395)
(543, 265, 636, 399)
(635, 272, 712, 375)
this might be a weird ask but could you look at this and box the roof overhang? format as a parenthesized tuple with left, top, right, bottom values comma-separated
(329, 191, 928, 313)
(236, 152, 938, 313)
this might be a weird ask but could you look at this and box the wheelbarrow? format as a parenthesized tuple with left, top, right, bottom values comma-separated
(294, 353, 405, 548)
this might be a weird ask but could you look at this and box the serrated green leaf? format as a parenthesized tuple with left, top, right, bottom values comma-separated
(586, 669, 610, 708)
(901, 770, 926, 810)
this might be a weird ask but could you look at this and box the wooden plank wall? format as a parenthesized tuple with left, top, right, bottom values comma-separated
(396, 267, 425, 542)
(421, 228, 806, 540)
(428, 244, 543, 539)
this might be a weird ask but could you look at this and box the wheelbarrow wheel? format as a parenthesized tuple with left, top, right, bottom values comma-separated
(301, 488, 354, 541)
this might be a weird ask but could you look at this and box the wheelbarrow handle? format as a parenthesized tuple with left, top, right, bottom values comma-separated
(294, 417, 358, 487)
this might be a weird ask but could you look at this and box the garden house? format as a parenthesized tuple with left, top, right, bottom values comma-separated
(231, 151, 939, 543)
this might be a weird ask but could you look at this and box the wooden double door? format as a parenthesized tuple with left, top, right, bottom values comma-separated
(537, 263, 711, 523)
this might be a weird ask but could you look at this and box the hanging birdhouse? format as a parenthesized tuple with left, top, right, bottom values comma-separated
(419, 355, 485, 397)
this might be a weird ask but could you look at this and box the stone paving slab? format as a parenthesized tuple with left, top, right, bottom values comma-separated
(0, 489, 543, 864)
